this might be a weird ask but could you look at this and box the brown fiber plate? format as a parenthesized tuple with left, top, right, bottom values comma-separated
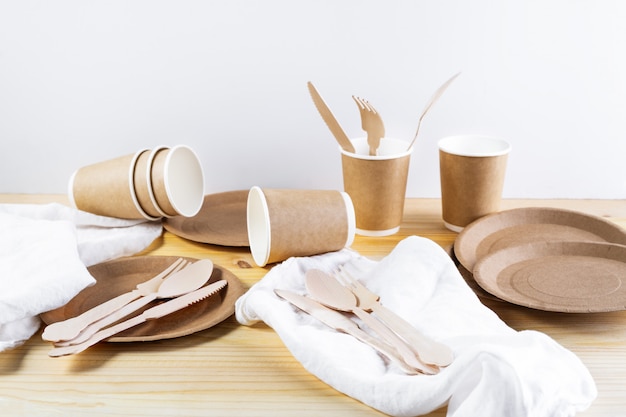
(40, 256, 247, 342)
(473, 241, 626, 312)
(164, 190, 249, 247)
(455, 207, 626, 272)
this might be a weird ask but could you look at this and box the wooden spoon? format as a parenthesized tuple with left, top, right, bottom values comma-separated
(305, 269, 439, 375)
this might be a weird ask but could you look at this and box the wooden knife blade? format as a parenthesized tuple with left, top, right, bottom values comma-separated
(307, 81, 356, 153)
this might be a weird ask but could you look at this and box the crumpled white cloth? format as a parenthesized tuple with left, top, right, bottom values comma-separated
(235, 236, 597, 417)
(0, 203, 162, 351)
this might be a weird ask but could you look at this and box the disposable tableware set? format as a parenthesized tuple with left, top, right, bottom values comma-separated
(3, 72, 613, 416)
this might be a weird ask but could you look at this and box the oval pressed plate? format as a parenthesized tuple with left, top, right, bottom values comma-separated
(40, 256, 247, 342)
(473, 241, 626, 312)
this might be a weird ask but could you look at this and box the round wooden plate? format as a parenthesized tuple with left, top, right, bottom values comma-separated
(163, 190, 249, 247)
(40, 256, 247, 342)
(455, 207, 626, 272)
(473, 241, 626, 312)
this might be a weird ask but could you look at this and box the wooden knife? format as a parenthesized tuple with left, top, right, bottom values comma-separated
(307, 81, 356, 153)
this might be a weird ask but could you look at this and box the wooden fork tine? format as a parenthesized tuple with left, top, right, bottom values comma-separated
(352, 95, 365, 110)
(339, 267, 379, 298)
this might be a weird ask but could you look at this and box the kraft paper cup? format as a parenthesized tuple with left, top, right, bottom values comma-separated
(145, 145, 173, 218)
(247, 187, 356, 267)
(131, 149, 162, 220)
(438, 135, 511, 232)
(341, 137, 412, 236)
(150, 145, 204, 218)
(69, 150, 149, 220)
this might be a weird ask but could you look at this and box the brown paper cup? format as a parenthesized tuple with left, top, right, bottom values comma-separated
(341, 137, 412, 236)
(146, 146, 174, 217)
(247, 187, 356, 267)
(69, 150, 149, 219)
(438, 135, 511, 232)
(150, 145, 204, 217)
(132, 149, 162, 220)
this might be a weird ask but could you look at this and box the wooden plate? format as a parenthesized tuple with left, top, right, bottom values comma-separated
(40, 256, 247, 342)
(455, 207, 626, 272)
(163, 191, 249, 247)
(473, 241, 626, 312)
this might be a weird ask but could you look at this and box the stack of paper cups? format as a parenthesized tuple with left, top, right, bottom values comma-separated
(69, 145, 204, 220)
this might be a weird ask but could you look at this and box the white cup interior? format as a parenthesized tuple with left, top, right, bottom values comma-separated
(438, 135, 511, 157)
(340, 191, 356, 247)
(163, 145, 205, 217)
(67, 169, 78, 208)
(247, 186, 271, 267)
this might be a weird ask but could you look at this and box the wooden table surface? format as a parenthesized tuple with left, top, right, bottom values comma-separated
(1, 194, 625, 416)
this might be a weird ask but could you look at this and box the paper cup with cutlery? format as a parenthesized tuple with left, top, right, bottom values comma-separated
(247, 187, 356, 267)
(69, 150, 150, 220)
(438, 135, 511, 232)
(341, 137, 412, 236)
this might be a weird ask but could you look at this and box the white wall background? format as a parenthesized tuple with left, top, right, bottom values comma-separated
(1, 0, 625, 199)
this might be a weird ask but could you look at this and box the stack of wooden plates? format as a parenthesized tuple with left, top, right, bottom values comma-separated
(453, 207, 626, 312)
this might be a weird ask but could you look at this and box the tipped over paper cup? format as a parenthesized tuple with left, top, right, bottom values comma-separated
(438, 135, 510, 232)
(247, 187, 356, 267)
(341, 137, 412, 236)
(149, 145, 204, 218)
(69, 145, 204, 220)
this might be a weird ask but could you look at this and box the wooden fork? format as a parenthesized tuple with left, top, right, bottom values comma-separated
(335, 266, 453, 368)
(352, 96, 385, 156)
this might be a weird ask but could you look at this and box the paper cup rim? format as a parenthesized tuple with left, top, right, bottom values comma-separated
(146, 145, 173, 218)
(163, 145, 205, 217)
(356, 226, 400, 237)
(247, 186, 272, 267)
(129, 148, 160, 221)
(340, 191, 356, 247)
(438, 135, 511, 157)
(340, 137, 412, 160)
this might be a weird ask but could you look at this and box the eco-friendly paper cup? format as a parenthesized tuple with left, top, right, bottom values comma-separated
(438, 135, 511, 232)
(132, 149, 162, 220)
(150, 145, 205, 218)
(247, 187, 356, 267)
(340, 137, 412, 236)
(145, 146, 173, 218)
(69, 150, 148, 220)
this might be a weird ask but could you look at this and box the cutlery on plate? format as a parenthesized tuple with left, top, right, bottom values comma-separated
(48, 279, 228, 357)
(274, 289, 421, 375)
(336, 267, 453, 367)
(304, 269, 439, 375)
(44, 259, 213, 345)
(52, 259, 214, 346)
(407, 72, 461, 152)
(42, 258, 188, 342)
(307, 81, 356, 154)
(352, 96, 385, 156)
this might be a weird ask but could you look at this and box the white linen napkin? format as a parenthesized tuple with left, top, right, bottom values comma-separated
(0, 203, 162, 351)
(235, 236, 597, 417)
